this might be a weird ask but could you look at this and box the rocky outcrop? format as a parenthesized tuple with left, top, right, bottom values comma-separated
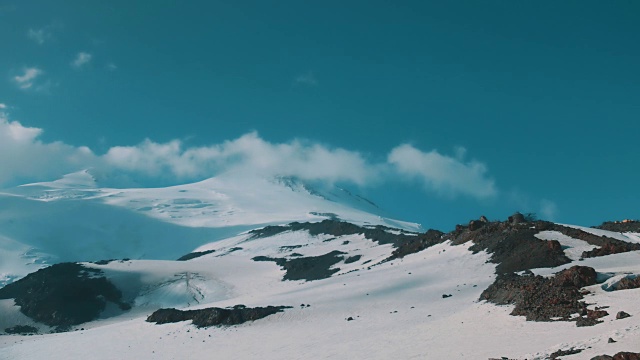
(591, 352, 640, 360)
(177, 249, 216, 261)
(610, 276, 640, 291)
(480, 266, 603, 325)
(548, 224, 640, 258)
(0, 263, 130, 329)
(581, 241, 640, 258)
(250, 220, 441, 250)
(594, 220, 640, 233)
(146, 305, 290, 327)
(253, 251, 346, 281)
(549, 347, 583, 359)
(449, 218, 571, 274)
(386, 229, 446, 261)
(4, 325, 38, 335)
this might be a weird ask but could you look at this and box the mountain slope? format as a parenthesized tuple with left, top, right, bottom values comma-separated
(0, 171, 418, 286)
(0, 173, 639, 359)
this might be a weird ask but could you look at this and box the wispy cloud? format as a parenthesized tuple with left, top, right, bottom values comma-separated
(106, 63, 117, 71)
(0, 103, 6, 109)
(540, 199, 558, 221)
(294, 72, 318, 87)
(27, 28, 51, 45)
(71, 52, 92, 68)
(13, 67, 43, 90)
(0, 112, 499, 200)
(388, 144, 497, 199)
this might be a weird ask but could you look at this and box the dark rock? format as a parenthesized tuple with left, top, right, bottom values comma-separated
(249, 220, 444, 260)
(549, 347, 583, 359)
(468, 219, 486, 231)
(481, 266, 601, 325)
(343, 255, 362, 264)
(616, 311, 631, 320)
(346, 317, 354, 321)
(594, 220, 640, 233)
(252, 251, 346, 281)
(609, 338, 617, 343)
(177, 249, 216, 261)
(592, 353, 640, 360)
(582, 242, 640, 258)
(442, 294, 452, 298)
(386, 229, 446, 261)
(508, 212, 526, 224)
(146, 305, 291, 328)
(554, 266, 597, 288)
(4, 325, 39, 335)
(549, 224, 640, 258)
(612, 353, 640, 360)
(612, 276, 640, 291)
(450, 220, 571, 274)
(0, 263, 129, 328)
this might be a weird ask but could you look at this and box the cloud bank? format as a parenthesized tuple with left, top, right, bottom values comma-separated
(0, 112, 497, 199)
(0, 113, 95, 186)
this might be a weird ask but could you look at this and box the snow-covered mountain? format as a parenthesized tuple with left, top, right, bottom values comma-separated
(0, 170, 418, 285)
(1, 172, 639, 360)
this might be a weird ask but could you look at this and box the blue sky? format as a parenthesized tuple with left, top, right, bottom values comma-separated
(1, 1, 639, 230)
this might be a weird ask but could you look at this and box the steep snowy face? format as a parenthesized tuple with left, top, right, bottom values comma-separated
(0, 171, 419, 286)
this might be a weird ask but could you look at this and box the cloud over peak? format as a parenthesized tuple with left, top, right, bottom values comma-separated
(0, 112, 498, 200)
(104, 132, 374, 185)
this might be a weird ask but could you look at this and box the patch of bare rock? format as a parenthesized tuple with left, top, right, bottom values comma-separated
(146, 305, 291, 327)
(590, 352, 640, 360)
(480, 266, 606, 326)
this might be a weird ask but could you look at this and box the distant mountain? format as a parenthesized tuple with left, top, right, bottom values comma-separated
(0, 171, 418, 286)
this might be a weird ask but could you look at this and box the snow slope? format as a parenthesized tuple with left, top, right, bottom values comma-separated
(0, 226, 638, 360)
(1, 172, 639, 359)
(0, 171, 418, 286)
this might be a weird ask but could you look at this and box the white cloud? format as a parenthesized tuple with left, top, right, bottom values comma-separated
(0, 113, 95, 186)
(13, 67, 43, 90)
(0, 103, 6, 109)
(0, 114, 498, 200)
(540, 199, 558, 221)
(294, 72, 318, 86)
(106, 63, 117, 71)
(388, 144, 497, 199)
(71, 52, 92, 68)
(104, 132, 374, 185)
(27, 28, 51, 45)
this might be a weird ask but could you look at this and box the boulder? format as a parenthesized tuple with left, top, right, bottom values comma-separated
(616, 311, 631, 320)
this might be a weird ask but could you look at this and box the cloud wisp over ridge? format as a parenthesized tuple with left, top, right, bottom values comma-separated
(0, 112, 497, 200)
